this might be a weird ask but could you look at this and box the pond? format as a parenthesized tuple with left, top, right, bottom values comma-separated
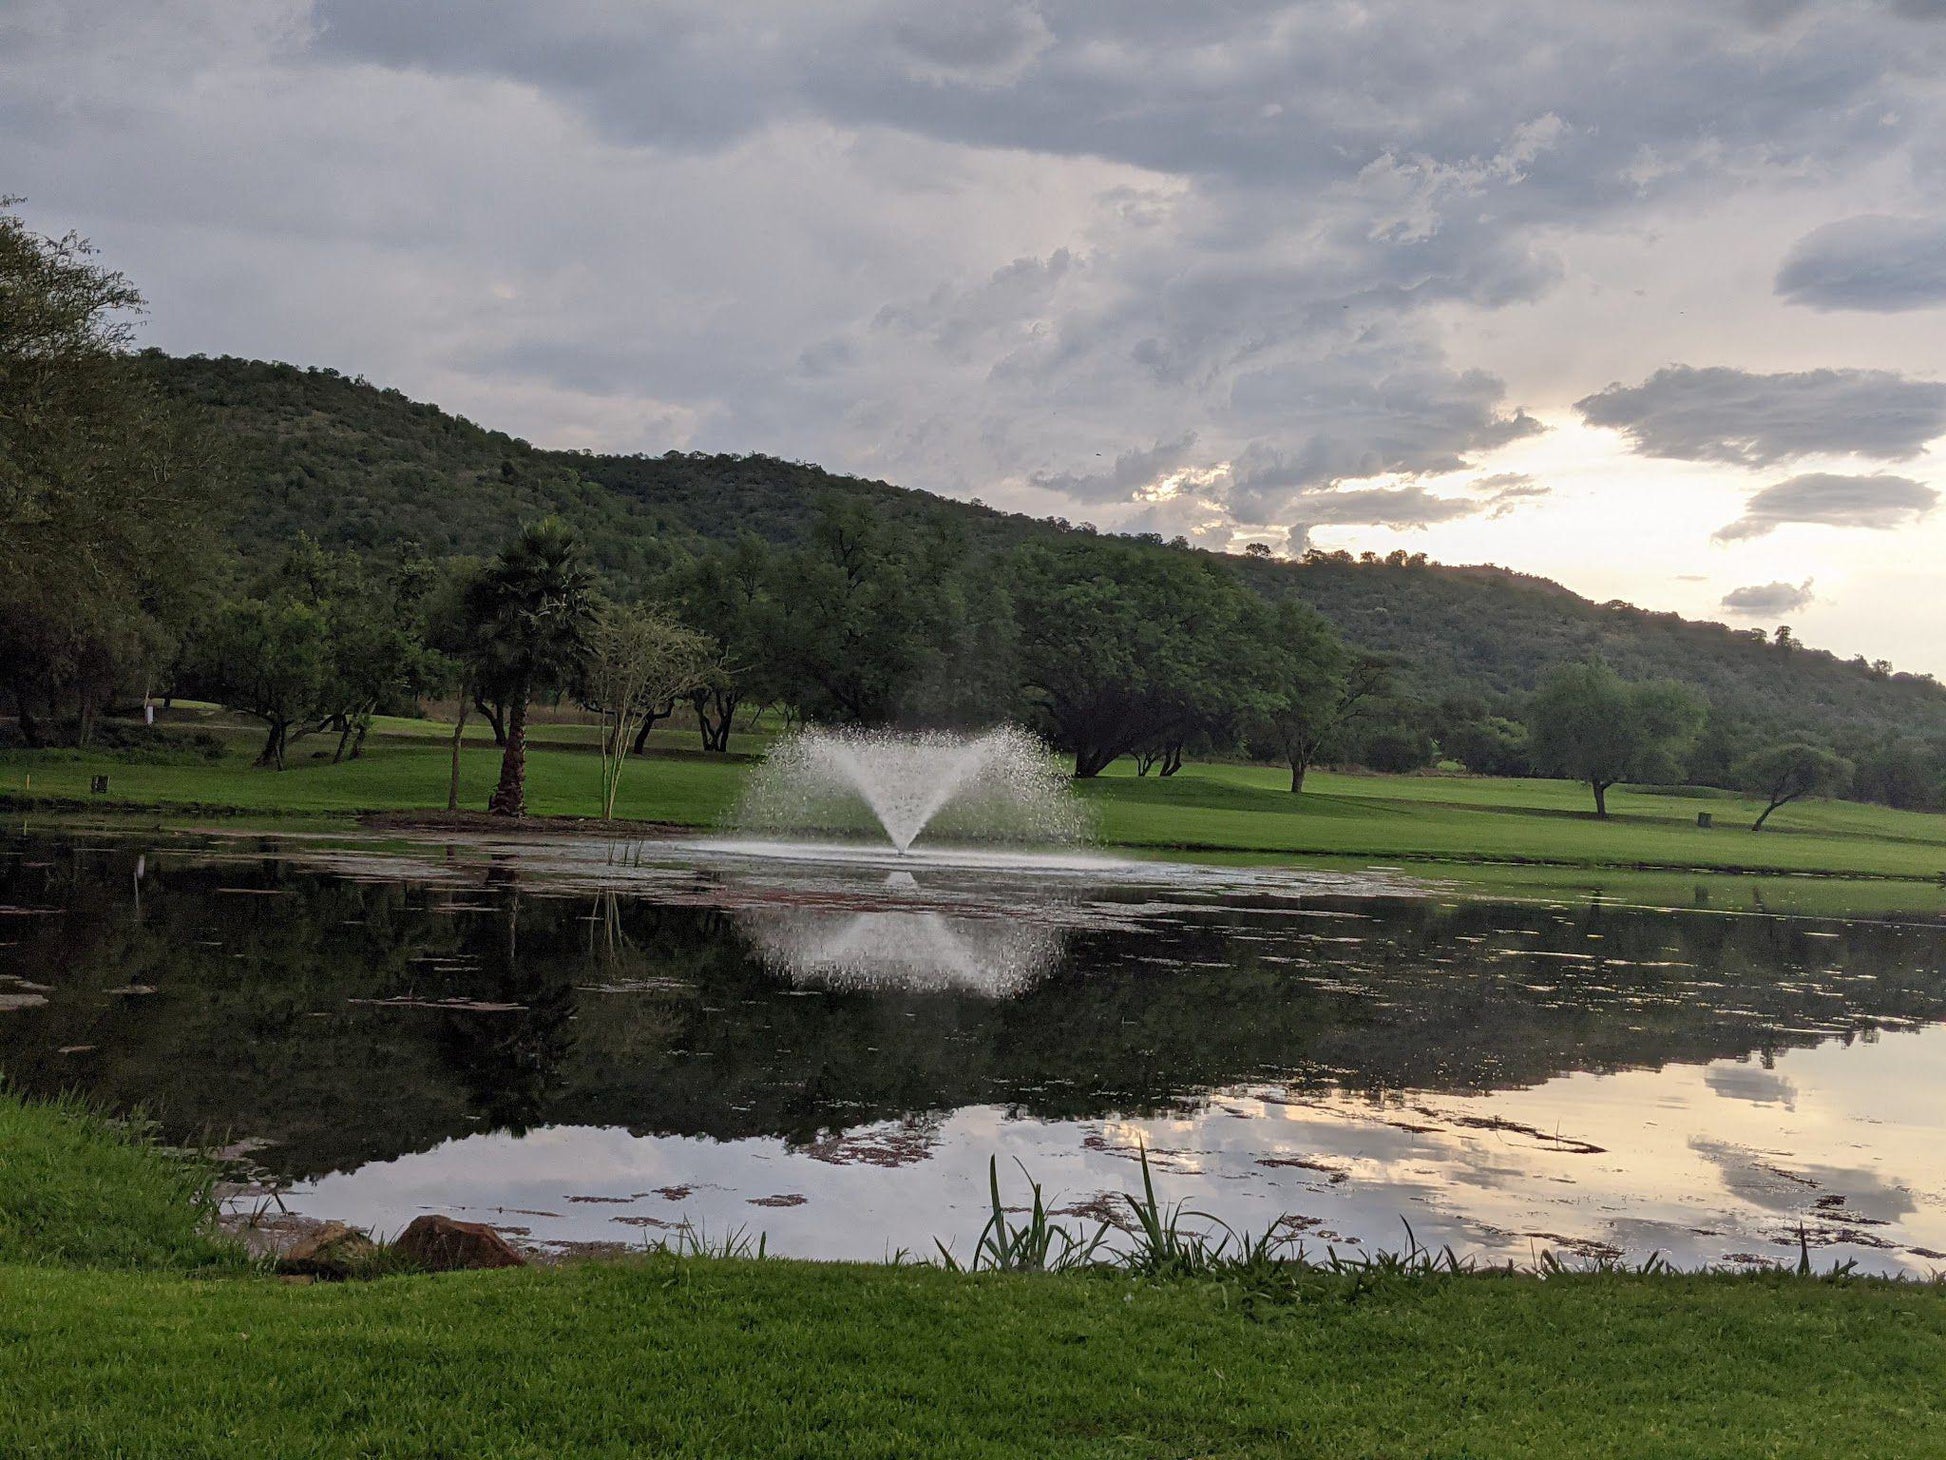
(3, 829, 1944, 1273)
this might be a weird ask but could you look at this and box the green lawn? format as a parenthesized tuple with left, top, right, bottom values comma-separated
(1079, 761, 1946, 879)
(7, 1260, 1946, 1458)
(4, 713, 1945, 880)
(2, 1092, 1943, 1459)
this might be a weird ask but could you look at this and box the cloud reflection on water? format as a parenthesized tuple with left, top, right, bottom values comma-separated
(297, 1024, 1946, 1275)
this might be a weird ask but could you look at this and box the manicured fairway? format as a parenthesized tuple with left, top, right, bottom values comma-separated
(1078, 760, 1946, 878)
(6, 713, 1944, 879)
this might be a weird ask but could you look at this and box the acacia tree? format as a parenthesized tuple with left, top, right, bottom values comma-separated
(583, 602, 714, 819)
(276, 540, 433, 763)
(1734, 742, 1852, 831)
(196, 543, 433, 769)
(466, 521, 595, 818)
(1010, 538, 1264, 778)
(766, 499, 942, 725)
(197, 599, 332, 768)
(1527, 660, 1704, 817)
(1249, 600, 1386, 793)
(665, 534, 777, 752)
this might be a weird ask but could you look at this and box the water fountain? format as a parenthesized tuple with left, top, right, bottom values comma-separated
(731, 725, 1088, 854)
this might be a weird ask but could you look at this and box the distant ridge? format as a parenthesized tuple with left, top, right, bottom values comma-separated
(148, 351, 1946, 745)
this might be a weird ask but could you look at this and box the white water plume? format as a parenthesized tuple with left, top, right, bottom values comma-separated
(733, 726, 1086, 853)
(740, 899, 1066, 998)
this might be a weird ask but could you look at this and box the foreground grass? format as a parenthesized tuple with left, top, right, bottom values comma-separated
(4, 1258, 1945, 1459)
(4, 1075, 1945, 1455)
(5, 712, 1946, 880)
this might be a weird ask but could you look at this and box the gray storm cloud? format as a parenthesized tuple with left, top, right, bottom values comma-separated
(1030, 433, 1199, 503)
(9, 0, 1946, 552)
(1714, 473, 1939, 541)
(1777, 215, 1946, 312)
(1286, 486, 1482, 531)
(1576, 366, 1946, 466)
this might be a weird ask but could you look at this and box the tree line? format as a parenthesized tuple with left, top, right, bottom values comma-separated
(156, 511, 1925, 829)
(4, 204, 1941, 824)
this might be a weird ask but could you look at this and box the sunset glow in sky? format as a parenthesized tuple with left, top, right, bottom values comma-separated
(8, 2, 1946, 671)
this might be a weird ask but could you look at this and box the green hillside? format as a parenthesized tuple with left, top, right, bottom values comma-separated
(149, 352, 1946, 748)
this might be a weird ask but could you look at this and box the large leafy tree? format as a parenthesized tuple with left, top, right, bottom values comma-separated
(197, 599, 332, 769)
(0, 202, 224, 741)
(194, 541, 434, 768)
(466, 520, 595, 817)
(664, 533, 781, 751)
(1249, 600, 1385, 793)
(1010, 537, 1268, 778)
(765, 499, 943, 725)
(1528, 660, 1704, 817)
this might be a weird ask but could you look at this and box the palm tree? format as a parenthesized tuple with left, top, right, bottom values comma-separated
(465, 520, 594, 817)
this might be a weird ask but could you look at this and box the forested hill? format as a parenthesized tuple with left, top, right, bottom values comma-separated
(150, 351, 1946, 743)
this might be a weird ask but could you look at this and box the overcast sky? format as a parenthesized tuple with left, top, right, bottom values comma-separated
(9, 1, 1946, 673)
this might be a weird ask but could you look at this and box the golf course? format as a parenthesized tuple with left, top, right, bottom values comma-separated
(7, 706, 1946, 886)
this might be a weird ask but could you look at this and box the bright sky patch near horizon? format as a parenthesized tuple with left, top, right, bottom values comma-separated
(7, 1, 1946, 674)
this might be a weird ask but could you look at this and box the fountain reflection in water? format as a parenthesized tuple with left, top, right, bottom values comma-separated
(738, 870, 1075, 997)
(733, 725, 1087, 854)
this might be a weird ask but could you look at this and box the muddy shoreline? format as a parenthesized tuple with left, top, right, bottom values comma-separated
(357, 810, 693, 839)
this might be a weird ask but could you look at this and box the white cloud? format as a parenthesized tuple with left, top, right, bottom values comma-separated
(1721, 579, 1816, 615)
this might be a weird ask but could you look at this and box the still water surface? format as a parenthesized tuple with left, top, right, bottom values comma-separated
(3, 831, 1943, 1272)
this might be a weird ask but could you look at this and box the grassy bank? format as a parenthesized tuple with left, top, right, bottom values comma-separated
(2, 1095, 1944, 1458)
(8, 713, 1946, 881)
(0, 1091, 241, 1272)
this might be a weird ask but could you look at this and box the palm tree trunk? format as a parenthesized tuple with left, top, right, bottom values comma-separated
(489, 690, 528, 817)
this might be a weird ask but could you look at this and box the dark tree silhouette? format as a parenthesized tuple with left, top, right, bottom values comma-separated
(465, 521, 595, 817)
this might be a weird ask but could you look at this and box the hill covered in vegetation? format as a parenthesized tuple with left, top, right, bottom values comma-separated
(150, 351, 1946, 754)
